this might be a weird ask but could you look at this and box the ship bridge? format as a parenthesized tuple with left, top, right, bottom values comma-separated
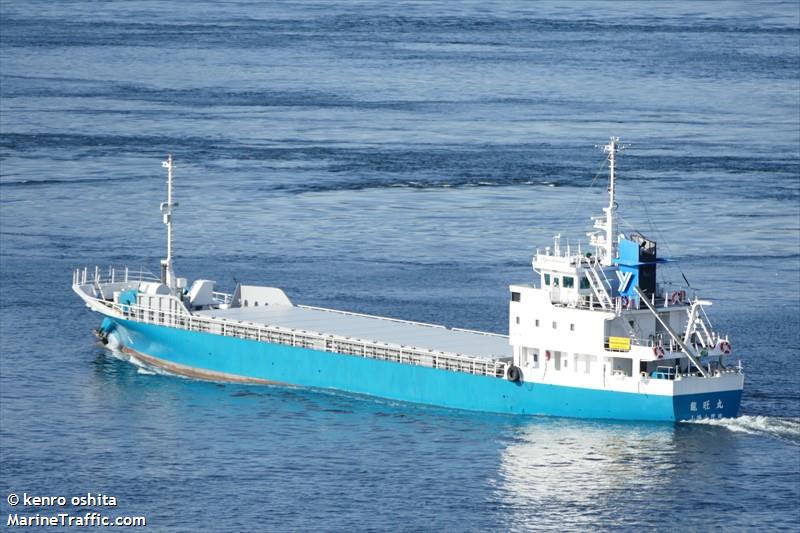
(507, 137, 736, 389)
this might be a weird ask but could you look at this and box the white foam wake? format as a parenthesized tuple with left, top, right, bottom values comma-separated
(689, 415, 800, 444)
(104, 345, 179, 379)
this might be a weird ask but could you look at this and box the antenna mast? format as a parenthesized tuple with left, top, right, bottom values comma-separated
(160, 155, 178, 289)
(602, 137, 619, 266)
(588, 137, 626, 266)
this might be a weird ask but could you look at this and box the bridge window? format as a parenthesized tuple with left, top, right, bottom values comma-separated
(535, 319, 540, 327)
(552, 277, 560, 287)
(570, 323, 575, 331)
(563, 276, 574, 288)
(552, 321, 557, 329)
(544, 273, 551, 286)
(580, 277, 590, 289)
(511, 291, 521, 302)
(515, 316, 520, 324)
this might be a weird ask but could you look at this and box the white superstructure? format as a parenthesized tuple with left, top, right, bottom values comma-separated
(506, 138, 741, 403)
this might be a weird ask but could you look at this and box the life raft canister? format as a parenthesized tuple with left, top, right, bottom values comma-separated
(506, 365, 522, 383)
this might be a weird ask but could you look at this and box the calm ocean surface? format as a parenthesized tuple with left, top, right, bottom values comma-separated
(1, 1, 799, 531)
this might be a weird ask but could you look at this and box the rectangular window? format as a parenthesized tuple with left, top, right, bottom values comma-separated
(511, 291, 521, 302)
(515, 316, 520, 324)
(544, 273, 551, 286)
(524, 347, 540, 368)
(552, 321, 557, 329)
(552, 277, 560, 287)
(563, 276, 574, 288)
(535, 319, 540, 327)
(580, 276, 590, 289)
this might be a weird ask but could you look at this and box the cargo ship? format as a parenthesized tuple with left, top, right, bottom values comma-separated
(73, 137, 744, 421)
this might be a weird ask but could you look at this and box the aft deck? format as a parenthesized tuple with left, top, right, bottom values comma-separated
(195, 304, 510, 361)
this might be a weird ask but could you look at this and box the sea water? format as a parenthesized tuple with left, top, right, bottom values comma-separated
(1, 1, 798, 530)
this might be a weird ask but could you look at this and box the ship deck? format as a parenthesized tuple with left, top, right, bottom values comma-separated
(195, 304, 510, 360)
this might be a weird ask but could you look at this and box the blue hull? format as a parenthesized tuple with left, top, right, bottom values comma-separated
(102, 318, 742, 422)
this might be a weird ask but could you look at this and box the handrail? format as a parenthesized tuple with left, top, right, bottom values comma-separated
(212, 291, 233, 305)
(73, 266, 160, 286)
(582, 258, 612, 310)
(635, 286, 707, 378)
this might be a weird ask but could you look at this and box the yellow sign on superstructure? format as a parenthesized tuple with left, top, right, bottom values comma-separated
(607, 336, 631, 351)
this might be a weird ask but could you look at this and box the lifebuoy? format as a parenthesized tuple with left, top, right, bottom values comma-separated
(653, 345, 665, 359)
(671, 291, 682, 304)
(719, 341, 732, 355)
(507, 365, 522, 383)
(545, 350, 551, 361)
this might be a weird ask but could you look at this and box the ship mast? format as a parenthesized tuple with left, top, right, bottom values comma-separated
(589, 137, 624, 266)
(160, 155, 178, 289)
(602, 137, 619, 266)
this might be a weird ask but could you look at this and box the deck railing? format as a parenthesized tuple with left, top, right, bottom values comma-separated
(78, 288, 508, 380)
(73, 266, 160, 286)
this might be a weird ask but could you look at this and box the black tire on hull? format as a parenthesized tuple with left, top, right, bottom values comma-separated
(506, 365, 522, 383)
